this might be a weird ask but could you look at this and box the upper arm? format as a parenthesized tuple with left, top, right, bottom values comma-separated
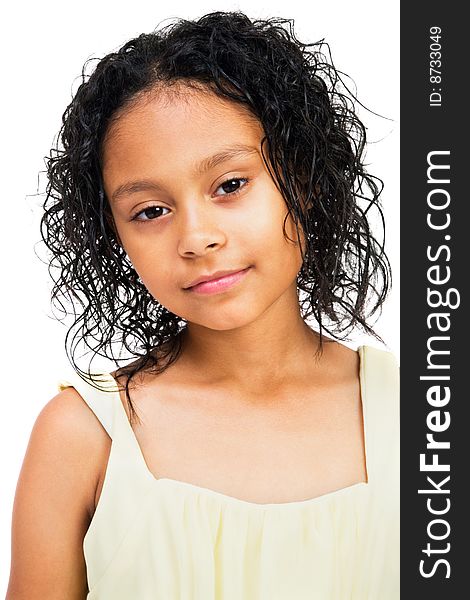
(6, 387, 111, 599)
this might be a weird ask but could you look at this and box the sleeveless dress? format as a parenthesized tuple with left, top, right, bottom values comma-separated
(57, 344, 399, 599)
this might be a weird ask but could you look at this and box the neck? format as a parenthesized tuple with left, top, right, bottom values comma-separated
(178, 286, 323, 395)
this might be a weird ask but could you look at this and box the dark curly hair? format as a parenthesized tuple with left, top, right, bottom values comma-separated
(41, 10, 391, 423)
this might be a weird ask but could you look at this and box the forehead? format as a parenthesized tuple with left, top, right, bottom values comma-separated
(100, 84, 267, 201)
(101, 84, 263, 164)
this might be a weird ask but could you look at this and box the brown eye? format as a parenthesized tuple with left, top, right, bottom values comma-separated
(133, 206, 170, 222)
(215, 177, 249, 197)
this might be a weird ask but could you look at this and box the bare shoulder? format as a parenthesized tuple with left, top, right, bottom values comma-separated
(6, 387, 111, 599)
(39, 384, 111, 435)
(32, 385, 112, 512)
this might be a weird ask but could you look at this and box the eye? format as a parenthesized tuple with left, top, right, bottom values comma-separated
(215, 177, 249, 197)
(131, 205, 170, 222)
(131, 177, 249, 222)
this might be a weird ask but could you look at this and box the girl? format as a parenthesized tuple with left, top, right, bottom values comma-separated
(7, 10, 399, 600)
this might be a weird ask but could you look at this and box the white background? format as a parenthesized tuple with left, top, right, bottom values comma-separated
(0, 0, 399, 591)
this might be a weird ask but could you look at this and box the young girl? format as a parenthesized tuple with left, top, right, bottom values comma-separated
(7, 10, 398, 600)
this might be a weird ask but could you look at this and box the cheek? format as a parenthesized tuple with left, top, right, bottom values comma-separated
(138, 262, 179, 311)
(138, 255, 173, 295)
(114, 229, 172, 293)
(246, 201, 303, 271)
(121, 236, 159, 271)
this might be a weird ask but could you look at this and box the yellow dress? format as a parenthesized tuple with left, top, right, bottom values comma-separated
(57, 345, 399, 599)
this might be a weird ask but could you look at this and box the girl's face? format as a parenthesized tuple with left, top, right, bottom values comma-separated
(102, 85, 305, 331)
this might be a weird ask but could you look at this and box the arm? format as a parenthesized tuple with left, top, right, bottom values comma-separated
(6, 387, 111, 599)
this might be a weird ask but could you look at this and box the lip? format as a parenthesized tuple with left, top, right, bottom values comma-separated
(184, 267, 252, 295)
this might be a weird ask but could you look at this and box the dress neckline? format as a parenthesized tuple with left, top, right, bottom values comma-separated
(107, 345, 370, 510)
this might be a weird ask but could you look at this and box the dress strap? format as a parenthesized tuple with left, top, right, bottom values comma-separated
(57, 369, 155, 585)
(57, 371, 116, 438)
(359, 345, 400, 482)
(57, 369, 155, 484)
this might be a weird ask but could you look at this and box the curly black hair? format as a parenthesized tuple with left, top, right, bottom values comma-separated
(41, 10, 391, 423)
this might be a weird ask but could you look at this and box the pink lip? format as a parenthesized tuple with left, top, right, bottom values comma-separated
(187, 267, 252, 295)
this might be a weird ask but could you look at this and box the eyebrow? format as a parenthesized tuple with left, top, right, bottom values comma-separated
(111, 143, 259, 203)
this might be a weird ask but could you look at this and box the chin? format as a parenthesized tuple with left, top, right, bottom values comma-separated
(195, 317, 256, 332)
(186, 305, 262, 332)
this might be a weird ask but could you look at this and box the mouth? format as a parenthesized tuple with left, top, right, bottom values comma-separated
(184, 267, 252, 295)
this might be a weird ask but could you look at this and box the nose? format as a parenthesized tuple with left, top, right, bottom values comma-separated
(177, 203, 227, 257)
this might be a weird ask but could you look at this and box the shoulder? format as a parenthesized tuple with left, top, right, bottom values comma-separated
(359, 345, 399, 429)
(7, 387, 110, 598)
(323, 341, 399, 393)
(39, 384, 104, 427)
(361, 343, 397, 360)
(37, 385, 112, 447)
(30, 386, 112, 515)
(360, 344, 399, 379)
